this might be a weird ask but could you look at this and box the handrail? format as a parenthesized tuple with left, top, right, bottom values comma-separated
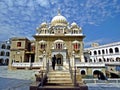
(40, 60, 49, 87)
(68, 59, 74, 84)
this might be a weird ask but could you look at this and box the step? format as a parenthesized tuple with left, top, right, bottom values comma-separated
(48, 71, 70, 74)
(48, 77, 72, 81)
(48, 74, 71, 78)
(48, 80, 72, 83)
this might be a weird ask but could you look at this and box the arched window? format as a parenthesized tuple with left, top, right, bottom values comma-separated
(99, 58, 102, 62)
(102, 49, 105, 54)
(98, 50, 101, 55)
(7, 45, 10, 50)
(0, 51, 5, 56)
(109, 48, 113, 53)
(115, 47, 119, 53)
(94, 51, 97, 55)
(39, 40, 47, 50)
(6, 52, 10, 56)
(55, 43, 63, 49)
(54, 39, 65, 50)
(107, 58, 109, 62)
(1, 44, 6, 49)
(72, 40, 80, 51)
(81, 70, 86, 75)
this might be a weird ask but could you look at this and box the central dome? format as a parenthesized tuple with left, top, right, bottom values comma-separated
(51, 11, 68, 26)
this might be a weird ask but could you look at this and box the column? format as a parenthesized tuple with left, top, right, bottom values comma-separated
(72, 51, 75, 70)
(42, 51, 46, 70)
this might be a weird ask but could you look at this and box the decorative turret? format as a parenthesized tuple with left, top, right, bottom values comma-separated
(71, 22, 82, 34)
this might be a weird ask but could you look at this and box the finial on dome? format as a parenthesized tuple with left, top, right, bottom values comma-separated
(58, 8, 61, 15)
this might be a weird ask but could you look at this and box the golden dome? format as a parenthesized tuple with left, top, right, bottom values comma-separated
(51, 11, 67, 26)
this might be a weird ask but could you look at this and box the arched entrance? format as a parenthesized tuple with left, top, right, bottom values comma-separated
(56, 54, 63, 66)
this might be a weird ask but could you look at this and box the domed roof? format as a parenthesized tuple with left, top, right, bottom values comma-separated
(71, 22, 77, 26)
(40, 22, 47, 27)
(51, 10, 67, 26)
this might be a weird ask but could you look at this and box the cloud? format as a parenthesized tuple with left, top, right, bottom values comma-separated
(0, 0, 120, 41)
(35, 0, 50, 7)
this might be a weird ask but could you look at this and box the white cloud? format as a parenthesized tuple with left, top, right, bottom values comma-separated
(35, 0, 50, 7)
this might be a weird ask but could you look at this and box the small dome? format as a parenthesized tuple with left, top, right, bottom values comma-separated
(40, 22, 47, 27)
(71, 22, 77, 26)
(51, 11, 67, 26)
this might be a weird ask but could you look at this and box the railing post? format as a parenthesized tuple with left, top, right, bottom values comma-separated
(72, 51, 77, 86)
(41, 71, 43, 87)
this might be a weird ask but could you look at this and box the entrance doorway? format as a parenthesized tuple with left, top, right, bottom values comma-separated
(56, 54, 63, 66)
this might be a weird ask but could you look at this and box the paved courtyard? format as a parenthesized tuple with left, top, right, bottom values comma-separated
(0, 66, 120, 90)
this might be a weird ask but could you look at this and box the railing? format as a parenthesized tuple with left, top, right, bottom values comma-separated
(83, 78, 120, 84)
(12, 62, 43, 68)
(39, 61, 49, 87)
(32, 63, 42, 67)
(12, 62, 31, 67)
(68, 59, 76, 86)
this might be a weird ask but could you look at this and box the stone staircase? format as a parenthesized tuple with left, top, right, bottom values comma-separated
(46, 70, 73, 86)
(30, 66, 87, 90)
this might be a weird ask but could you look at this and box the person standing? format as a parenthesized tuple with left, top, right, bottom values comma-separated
(52, 55, 56, 70)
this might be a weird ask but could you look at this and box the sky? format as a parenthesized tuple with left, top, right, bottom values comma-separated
(0, 0, 120, 48)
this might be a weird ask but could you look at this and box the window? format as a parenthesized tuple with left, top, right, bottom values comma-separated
(54, 40, 65, 50)
(72, 40, 80, 51)
(109, 48, 113, 53)
(0, 51, 5, 56)
(81, 70, 86, 75)
(99, 58, 102, 62)
(7, 45, 10, 49)
(115, 47, 119, 53)
(39, 40, 47, 50)
(98, 50, 101, 55)
(94, 51, 97, 55)
(55, 43, 63, 50)
(17, 42, 21, 47)
(40, 43, 46, 49)
(102, 49, 105, 54)
(6, 52, 10, 56)
(1, 44, 6, 49)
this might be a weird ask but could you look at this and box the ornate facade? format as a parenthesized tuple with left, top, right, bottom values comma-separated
(9, 11, 85, 70)
(34, 11, 85, 66)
